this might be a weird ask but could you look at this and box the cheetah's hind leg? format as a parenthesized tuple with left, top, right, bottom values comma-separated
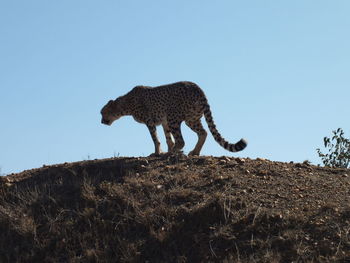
(185, 119, 207, 156)
(168, 121, 185, 153)
(162, 122, 175, 152)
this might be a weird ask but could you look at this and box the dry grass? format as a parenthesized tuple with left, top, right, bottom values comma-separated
(0, 156, 350, 262)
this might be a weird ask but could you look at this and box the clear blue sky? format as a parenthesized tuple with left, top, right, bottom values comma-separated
(1, 1, 349, 174)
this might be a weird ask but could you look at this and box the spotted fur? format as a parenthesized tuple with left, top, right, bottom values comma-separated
(100, 81, 247, 156)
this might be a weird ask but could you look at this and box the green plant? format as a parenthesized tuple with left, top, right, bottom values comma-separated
(317, 128, 350, 168)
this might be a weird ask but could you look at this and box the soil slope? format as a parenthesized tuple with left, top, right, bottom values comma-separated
(0, 155, 350, 262)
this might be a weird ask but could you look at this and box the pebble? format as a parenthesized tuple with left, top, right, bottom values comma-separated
(220, 156, 231, 162)
(237, 158, 246, 164)
(219, 160, 227, 165)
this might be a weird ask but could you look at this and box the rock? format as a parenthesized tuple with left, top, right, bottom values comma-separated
(303, 160, 311, 166)
(237, 158, 246, 164)
(219, 160, 227, 165)
(219, 156, 231, 162)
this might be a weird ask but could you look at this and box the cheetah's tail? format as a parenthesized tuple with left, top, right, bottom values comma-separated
(203, 103, 247, 152)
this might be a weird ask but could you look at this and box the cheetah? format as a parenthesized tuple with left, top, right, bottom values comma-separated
(100, 81, 247, 156)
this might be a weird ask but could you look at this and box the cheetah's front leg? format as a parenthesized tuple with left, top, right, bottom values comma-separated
(147, 125, 162, 156)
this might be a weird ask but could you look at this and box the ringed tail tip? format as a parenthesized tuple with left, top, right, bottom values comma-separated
(235, 138, 248, 152)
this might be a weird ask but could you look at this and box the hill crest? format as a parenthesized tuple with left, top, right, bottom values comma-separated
(1, 156, 349, 262)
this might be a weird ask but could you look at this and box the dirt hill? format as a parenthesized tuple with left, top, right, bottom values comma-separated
(0, 155, 350, 262)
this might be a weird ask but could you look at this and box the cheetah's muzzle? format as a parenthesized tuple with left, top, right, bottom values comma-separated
(101, 119, 111, 125)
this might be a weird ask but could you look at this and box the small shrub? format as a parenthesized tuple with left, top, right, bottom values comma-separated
(317, 128, 350, 168)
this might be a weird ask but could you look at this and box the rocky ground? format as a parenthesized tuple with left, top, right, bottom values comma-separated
(0, 155, 349, 262)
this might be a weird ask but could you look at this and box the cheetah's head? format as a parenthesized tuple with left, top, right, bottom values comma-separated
(100, 99, 122, 126)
